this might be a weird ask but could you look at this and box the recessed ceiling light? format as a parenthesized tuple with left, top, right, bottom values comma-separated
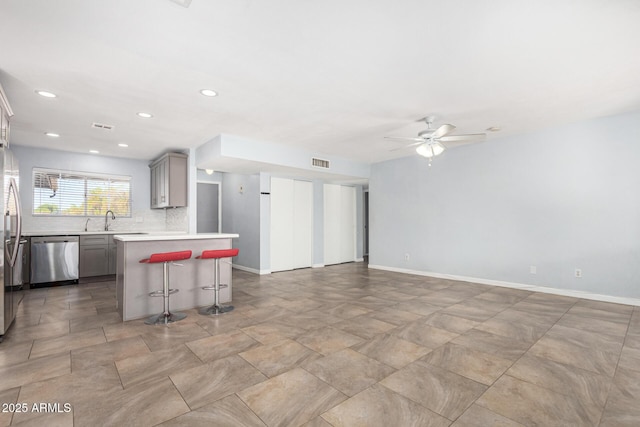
(89, 150, 100, 154)
(36, 90, 57, 98)
(45, 132, 60, 137)
(200, 89, 218, 97)
(137, 112, 153, 118)
(118, 143, 129, 147)
(487, 126, 501, 132)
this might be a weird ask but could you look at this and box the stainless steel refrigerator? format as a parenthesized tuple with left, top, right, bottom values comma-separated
(0, 144, 23, 339)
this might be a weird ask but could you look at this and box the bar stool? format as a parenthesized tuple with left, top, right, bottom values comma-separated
(139, 250, 192, 325)
(197, 248, 239, 315)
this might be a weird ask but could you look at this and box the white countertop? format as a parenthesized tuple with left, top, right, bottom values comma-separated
(22, 231, 188, 237)
(113, 233, 239, 242)
(22, 231, 142, 236)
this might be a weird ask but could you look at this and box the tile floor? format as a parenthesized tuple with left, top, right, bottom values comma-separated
(0, 262, 639, 426)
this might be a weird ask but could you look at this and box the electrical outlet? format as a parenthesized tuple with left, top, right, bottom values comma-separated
(404, 253, 410, 262)
(530, 265, 537, 274)
(575, 268, 582, 278)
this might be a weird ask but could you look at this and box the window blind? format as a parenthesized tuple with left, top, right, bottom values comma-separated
(33, 168, 131, 217)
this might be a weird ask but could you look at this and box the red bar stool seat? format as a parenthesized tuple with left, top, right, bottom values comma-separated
(140, 250, 192, 325)
(197, 248, 239, 315)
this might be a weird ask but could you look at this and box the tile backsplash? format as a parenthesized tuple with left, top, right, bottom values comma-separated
(22, 208, 188, 233)
(165, 207, 189, 231)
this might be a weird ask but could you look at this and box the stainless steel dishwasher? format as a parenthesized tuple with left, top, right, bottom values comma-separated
(30, 236, 79, 284)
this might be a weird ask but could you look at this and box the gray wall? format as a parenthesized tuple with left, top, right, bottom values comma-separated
(196, 169, 224, 183)
(370, 110, 640, 299)
(220, 173, 364, 272)
(12, 145, 167, 232)
(259, 172, 271, 272)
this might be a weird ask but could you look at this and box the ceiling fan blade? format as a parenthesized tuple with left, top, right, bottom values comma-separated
(437, 133, 486, 143)
(384, 136, 424, 142)
(390, 141, 424, 151)
(430, 124, 455, 139)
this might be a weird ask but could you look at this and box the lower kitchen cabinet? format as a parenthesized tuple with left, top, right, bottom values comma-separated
(108, 236, 117, 275)
(79, 235, 111, 277)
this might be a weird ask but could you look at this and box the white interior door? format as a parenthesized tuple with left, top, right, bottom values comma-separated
(323, 184, 340, 265)
(293, 180, 313, 269)
(340, 185, 356, 262)
(324, 183, 356, 265)
(270, 177, 294, 272)
(271, 177, 313, 272)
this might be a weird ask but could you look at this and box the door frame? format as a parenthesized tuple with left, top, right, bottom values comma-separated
(363, 189, 369, 257)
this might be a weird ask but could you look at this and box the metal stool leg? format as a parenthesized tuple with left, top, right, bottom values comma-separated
(200, 258, 234, 315)
(146, 261, 187, 325)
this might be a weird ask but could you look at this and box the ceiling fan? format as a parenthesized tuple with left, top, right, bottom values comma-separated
(386, 116, 486, 164)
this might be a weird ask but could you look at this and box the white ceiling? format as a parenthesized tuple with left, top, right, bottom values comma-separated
(1, 0, 639, 165)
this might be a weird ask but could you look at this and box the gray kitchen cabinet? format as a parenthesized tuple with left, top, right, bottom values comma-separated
(150, 152, 188, 208)
(0, 84, 12, 146)
(108, 236, 117, 275)
(79, 235, 109, 277)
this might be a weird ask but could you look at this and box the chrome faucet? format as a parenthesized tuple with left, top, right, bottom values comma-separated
(104, 210, 116, 231)
(84, 217, 91, 232)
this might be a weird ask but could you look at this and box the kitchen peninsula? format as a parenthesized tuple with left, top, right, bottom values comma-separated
(114, 233, 239, 321)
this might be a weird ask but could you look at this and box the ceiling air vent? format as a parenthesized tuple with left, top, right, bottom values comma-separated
(311, 158, 330, 169)
(92, 122, 114, 131)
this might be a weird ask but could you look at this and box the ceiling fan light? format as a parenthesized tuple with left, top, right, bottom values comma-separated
(416, 142, 445, 158)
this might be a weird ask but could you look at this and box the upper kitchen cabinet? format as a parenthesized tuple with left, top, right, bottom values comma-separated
(150, 152, 188, 208)
(0, 83, 13, 146)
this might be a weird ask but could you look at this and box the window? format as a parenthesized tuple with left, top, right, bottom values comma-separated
(33, 168, 131, 217)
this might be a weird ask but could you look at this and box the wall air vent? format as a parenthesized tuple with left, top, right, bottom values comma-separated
(92, 122, 114, 130)
(311, 158, 330, 169)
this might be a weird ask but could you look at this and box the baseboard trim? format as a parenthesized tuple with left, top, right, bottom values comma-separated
(355, 258, 364, 263)
(236, 264, 342, 273)
(368, 264, 640, 307)
(232, 264, 270, 275)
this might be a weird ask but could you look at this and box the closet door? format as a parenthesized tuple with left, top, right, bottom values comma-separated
(270, 178, 313, 272)
(323, 184, 341, 265)
(324, 184, 356, 265)
(293, 180, 313, 269)
(270, 177, 294, 272)
(340, 185, 356, 263)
